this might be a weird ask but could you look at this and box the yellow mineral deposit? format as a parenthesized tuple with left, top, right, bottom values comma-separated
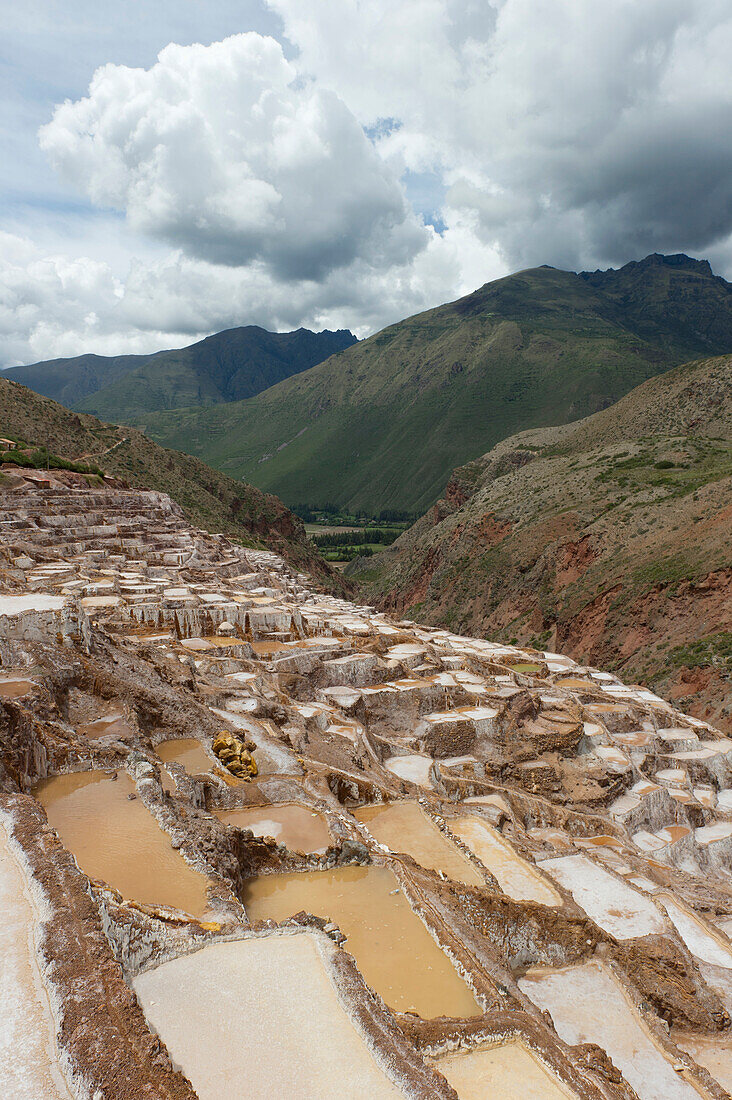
(212, 729, 258, 778)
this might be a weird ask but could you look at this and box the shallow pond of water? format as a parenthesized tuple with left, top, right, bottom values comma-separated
(243, 864, 481, 1018)
(0, 678, 36, 700)
(250, 640, 290, 655)
(435, 1039, 578, 1100)
(354, 802, 483, 886)
(214, 803, 331, 854)
(156, 738, 214, 776)
(77, 714, 134, 740)
(449, 817, 560, 906)
(35, 771, 211, 916)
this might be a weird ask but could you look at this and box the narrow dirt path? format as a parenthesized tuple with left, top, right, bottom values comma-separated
(76, 431, 129, 463)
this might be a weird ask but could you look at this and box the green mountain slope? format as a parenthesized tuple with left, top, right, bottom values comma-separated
(5, 326, 356, 422)
(137, 254, 732, 515)
(0, 374, 347, 590)
(359, 354, 732, 730)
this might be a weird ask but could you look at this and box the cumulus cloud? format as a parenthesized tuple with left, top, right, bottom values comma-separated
(39, 33, 426, 280)
(6, 2, 732, 364)
(270, 0, 732, 271)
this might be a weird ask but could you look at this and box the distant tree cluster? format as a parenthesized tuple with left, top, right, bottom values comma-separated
(313, 527, 402, 548)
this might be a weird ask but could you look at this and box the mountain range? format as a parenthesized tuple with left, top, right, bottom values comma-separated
(5, 326, 356, 421)
(128, 254, 732, 514)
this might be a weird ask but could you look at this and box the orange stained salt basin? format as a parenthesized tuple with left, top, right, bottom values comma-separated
(35, 771, 211, 916)
(214, 802, 332, 854)
(243, 864, 481, 1018)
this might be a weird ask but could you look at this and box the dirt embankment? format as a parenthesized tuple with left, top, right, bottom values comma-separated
(362, 355, 732, 732)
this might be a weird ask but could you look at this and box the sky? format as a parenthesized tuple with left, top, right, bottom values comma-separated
(2, 0, 732, 367)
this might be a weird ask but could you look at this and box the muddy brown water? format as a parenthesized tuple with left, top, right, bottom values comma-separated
(353, 802, 484, 886)
(250, 640, 291, 655)
(0, 678, 37, 699)
(35, 771, 211, 916)
(156, 738, 214, 775)
(243, 864, 481, 1018)
(214, 803, 331, 854)
(77, 714, 134, 740)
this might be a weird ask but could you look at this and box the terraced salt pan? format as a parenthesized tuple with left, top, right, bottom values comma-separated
(0, 594, 66, 615)
(674, 1032, 732, 1093)
(35, 771, 211, 916)
(215, 803, 331, 854)
(0, 818, 73, 1099)
(78, 714, 134, 740)
(353, 802, 484, 886)
(539, 854, 666, 938)
(520, 963, 702, 1100)
(658, 894, 732, 968)
(384, 754, 434, 787)
(435, 1039, 578, 1099)
(243, 864, 480, 1017)
(449, 816, 560, 905)
(133, 932, 404, 1100)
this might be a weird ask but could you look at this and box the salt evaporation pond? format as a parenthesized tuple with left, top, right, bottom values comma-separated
(384, 754, 433, 787)
(449, 816, 561, 905)
(435, 1039, 578, 1099)
(243, 864, 480, 1018)
(674, 1032, 732, 1094)
(214, 803, 331, 854)
(659, 893, 732, 968)
(155, 738, 214, 776)
(133, 933, 403, 1099)
(0, 594, 66, 616)
(0, 819, 73, 1099)
(354, 802, 484, 886)
(520, 963, 702, 1100)
(0, 678, 37, 700)
(77, 714, 134, 740)
(35, 771, 211, 916)
(539, 853, 666, 938)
